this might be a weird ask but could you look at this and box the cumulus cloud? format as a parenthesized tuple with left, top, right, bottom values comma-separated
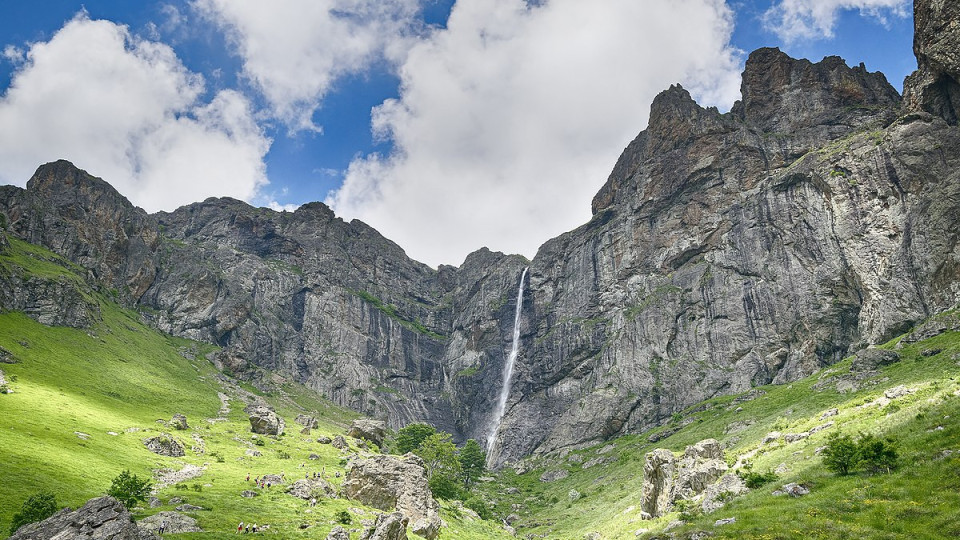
(762, 0, 910, 42)
(0, 13, 270, 213)
(192, 0, 423, 131)
(328, 0, 743, 267)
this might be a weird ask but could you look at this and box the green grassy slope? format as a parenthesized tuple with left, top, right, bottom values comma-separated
(480, 321, 960, 539)
(0, 237, 512, 539)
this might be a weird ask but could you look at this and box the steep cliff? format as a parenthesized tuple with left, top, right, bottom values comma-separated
(1, 2, 958, 468)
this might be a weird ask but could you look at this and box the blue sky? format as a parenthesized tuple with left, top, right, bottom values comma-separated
(0, 0, 914, 266)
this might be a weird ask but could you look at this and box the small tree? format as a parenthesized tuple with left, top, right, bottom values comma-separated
(416, 432, 461, 478)
(394, 423, 437, 455)
(457, 438, 487, 489)
(428, 472, 463, 500)
(856, 433, 898, 473)
(107, 469, 153, 509)
(822, 432, 859, 476)
(9, 492, 58, 535)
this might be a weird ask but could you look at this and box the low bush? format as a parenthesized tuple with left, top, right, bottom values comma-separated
(9, 492, 58, 535)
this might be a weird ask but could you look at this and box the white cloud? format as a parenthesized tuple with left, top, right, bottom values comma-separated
(192, 0, 423, 131)
(0, 13, 270, 213)
(328, 0, 742, 267)
(2, 45, 24, 64)
(762, 0, 909, 42)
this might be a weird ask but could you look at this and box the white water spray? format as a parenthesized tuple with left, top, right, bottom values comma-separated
(486, 267, 528, 454)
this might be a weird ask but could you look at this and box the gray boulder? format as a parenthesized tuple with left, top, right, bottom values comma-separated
(332, 435, 350, 450)
(248, 405, 284, 436)
(137, 512, 201, 534)
(675, 439, 727, 501)
(851, 349, 900, 373)
(539, 469, 570, 482)
(9, 496, 158, 540)
(287, 477, 337, 499)
(143, 435, 185, 457)
(170, 414, 189, 430)
(640, 448, 676, 518)
(342, 453, 440, 540)
(326, 525, 351, 540)
(701, 473, 749, 513)
(296, 414, 319, 429)
(348, 419, 387, 447)
(317, 436, 333, 444)
(360, 512, 408, 540)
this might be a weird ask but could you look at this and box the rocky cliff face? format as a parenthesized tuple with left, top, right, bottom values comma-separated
(1, 2, 958, 467)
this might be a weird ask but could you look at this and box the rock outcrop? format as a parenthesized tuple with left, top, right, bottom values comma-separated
(348, 419, 387, 447)
(360, 512, 408, 540)
(850, 348, 901, 372)
(136, 512, 201, 535)
(287, 477, 336, 499)
(903, 0, 960, 123)
(641, 439, 733, 517)
(247, 405, 284, 436)
(143, 435, 185, 457)
(170, 414, 189, 430)
(9, 496, 158, 540)
(342, 454, 440, 540)
(326, 525, 351, 540)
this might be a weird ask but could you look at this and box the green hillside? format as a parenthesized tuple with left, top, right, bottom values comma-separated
(477, 315, 960, 539)
(0, 236, 511, 539)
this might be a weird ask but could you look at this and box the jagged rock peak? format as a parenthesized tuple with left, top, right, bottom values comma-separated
(646, 84, 725, 155)
(732, 47, 901, 132)
(903, 0, 960, 123)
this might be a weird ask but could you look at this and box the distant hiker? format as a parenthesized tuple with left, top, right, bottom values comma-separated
(305, 472, 309, 479)
(245, 524, 250, 533)
(266, 481, 271, 489)
(322, 467, 326, 477)
(246, 473, 250, 481)
(237, 521, 243, 533)
(252, 523, 258, 533)
(159, 520, 167, 534)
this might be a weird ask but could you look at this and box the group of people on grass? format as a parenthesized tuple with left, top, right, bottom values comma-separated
(237, 521, 263, 534)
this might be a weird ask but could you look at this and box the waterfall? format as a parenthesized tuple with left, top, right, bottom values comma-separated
(486, 267, 528, 454)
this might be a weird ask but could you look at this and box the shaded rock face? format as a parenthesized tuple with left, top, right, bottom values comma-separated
(640, 448, 676, 517)
(348, 419, 387, 447)
(326, 525, 351, 540)
(2, 2, 960, 469)
(342, 454, 440, 540)
(904, 0, 960, 123)
(851, 348, 901, 373)
(296, 414, 318, 429)
(9, 496, 158, 540)
(247, 406, 284, 436)
(360, 512, 408, 540)
(144, 435, 185, 457)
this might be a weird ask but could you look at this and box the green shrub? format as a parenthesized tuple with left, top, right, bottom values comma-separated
(428, 473, 463, 500)
(856, 433, 898, 473)
(739, 469, 778, 489)
(9, 492, 58, 535)
(107, 469, 153, 509)
(464, 496, 492, 520)
(253, 437, 265, 446)
(822, 433, 860, 476)
(335, 509, 352, 525)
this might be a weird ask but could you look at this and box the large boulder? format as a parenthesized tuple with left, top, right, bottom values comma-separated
(170, 414, 189, 430)
(9, 496, 158, 540)
(675, 439, 728, 500)
(342, 453, 440, 540)
(850, 348, 900, 373)
(348, 419, 387, 447)
(701, 474, 749, 513)
(360, 512, 408, 540)
(136, 512, 201, 535)
(287, 477, 337, 499)
(143, 435, 185, 457)
(247, 405, 284, 436)
(640, 448, 676, 518)
(296, 414, 319, 429)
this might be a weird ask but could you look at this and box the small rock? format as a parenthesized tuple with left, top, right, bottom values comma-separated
(762, 431, 782, 445)
(584, 532, 601, 540)
(598, 444, 616, 454)
(715, 517, 736, 526)
(784, 432, 809, 443)
(634, 529, 649, 536)
(332, 435, 350, 450)
(774, 463, 790, 474)
(809, 422, 834, 434)
(781, 483, 810, 497)
(326, 525, 350, 540)
(75, 432, 91, 440)
(820, 408, 839, 419)
(170, 413, 189, 430)
(317, 436, 333, 444)
(884, 385, 916, 400)
(176, 503, 205, 512)
(144, 434, 185, 457)
(539, 469, 569, 482)
(505, 513, 520, 524)
(168, 497, 183, 505)
(245, 449, 262, 457)
(568, 453, 584, 464)
(241, 490, 259, 498)
(308, 453, 320, 460)
(148, 496, 162, 508)
(568, 489, 581, 501)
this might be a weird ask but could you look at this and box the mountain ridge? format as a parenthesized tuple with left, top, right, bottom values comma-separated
(1, 0, 958, 468)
